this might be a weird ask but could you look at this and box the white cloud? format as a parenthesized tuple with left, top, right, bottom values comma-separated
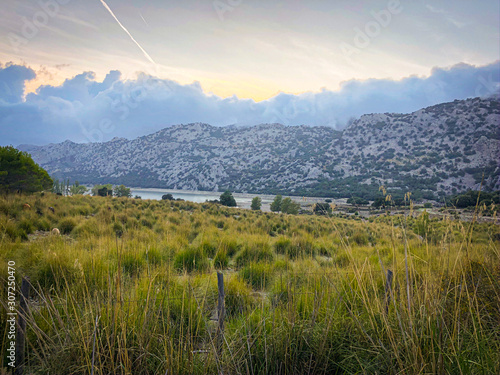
(0, 60, 498, 146)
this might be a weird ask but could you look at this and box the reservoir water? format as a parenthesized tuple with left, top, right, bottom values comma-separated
(129, 188, 332, 211)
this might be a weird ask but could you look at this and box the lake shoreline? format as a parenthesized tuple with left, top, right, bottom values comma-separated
(129, 187, 343, 212)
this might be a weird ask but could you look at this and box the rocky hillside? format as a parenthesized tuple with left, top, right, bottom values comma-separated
(19, 97, 500, 200)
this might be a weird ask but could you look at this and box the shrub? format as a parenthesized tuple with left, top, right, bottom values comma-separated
(214, 250, 228, 269)
(274, 237, 292, 255)
(18, 219, 34, 235)
(224, 276, 254, 317)
(333, 253, 350, 267)
(239, 263, 274, 289)
(144, 247, 166, 265)
(59, 218, 77, 234)
(347, 197, 369, 205)
(35, 252, 77, 289)
(313, 203, 332, 215)
(174, 247, 209, 273)
(235, 241, 274, 267)
(351, 230, 369, 246)
(274, 236, 315, 259)
(220, 191, 237, 207)
(281, 198, 300, 214)
(290, 237, 316, 259)
(112, 222, 124, 237)
(122, 252, 145, 276)
(140, 218, 153, 229)
(199, 239, 217, 258)
(221, 237, 240, 257)
(35, 218, 51, 231)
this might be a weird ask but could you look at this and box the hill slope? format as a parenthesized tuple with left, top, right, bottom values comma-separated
(19, 97, 500, 199)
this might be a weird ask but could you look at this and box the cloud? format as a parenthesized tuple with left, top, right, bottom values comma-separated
(0, 60, 498, 146)
(0, 63, 35, 104)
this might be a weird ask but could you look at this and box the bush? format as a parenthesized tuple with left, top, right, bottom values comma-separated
(239, 263, 274, 289)
(224, 276, 254, 317)
(35, 218, 51, 231)
(347, 197, 369, 205)
(59, 218, 77, 234)
(333, 253, 350, 267)
(281, 198, 300, 215)
(199, 239, 217, 258)
(122, 252, 145, 276)
(274, 236, 315, 259)
(220, 191, 237, 207)
(235, 241, 274, 267)
(313, 203, 332, 215)
(213, 250, 228, 269)
(174, 247, 209, 273)
(290, 237, 316, 258)
(351, 230, 369, 246)
(140, 218, 153, 229)
(221, 237, 240, 257)
(274, 237, 292, 255)
(18, 219, 34, 235)
(112, 222, 124, 237)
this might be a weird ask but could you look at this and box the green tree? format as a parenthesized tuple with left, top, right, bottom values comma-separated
(52, 179, 64, 195)
(313, 202, 332, 215)
(270, 195, 282, 212)
(92, 184, 113, 197)
(220, 190, 237, 207)
(251, 196, 262, 210)
(281, 197, 300, 214)
(162, 194, 174, 200)
(0, 146, 53, 193)
(114, 185, 132, 198)
(371, 197, 387, 209)
(347, 197, 369, 205)
(69, 181, 88, 195)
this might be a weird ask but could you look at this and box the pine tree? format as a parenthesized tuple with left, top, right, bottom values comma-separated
(0, 146, 53, 193)
(270, 195, 282, 212)
(220, 190, 237, 207)
(251, 196, 262, 210)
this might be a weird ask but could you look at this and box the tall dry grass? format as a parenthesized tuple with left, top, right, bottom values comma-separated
(0, 192, 498, 374)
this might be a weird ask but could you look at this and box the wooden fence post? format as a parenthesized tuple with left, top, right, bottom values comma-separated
(216, 272, 225, 365)
(384, 270, 393, 315)
(15, 277, 30, 375)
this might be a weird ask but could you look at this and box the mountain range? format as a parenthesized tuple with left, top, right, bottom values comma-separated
(19, 97, 500, 200)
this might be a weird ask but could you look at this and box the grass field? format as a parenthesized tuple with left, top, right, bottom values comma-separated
(0, 193, 499, 374)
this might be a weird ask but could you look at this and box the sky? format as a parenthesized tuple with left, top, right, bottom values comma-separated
(0, 0, 499, 145)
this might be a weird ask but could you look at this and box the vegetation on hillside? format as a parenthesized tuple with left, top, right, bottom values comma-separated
(0, 193, 498, 374)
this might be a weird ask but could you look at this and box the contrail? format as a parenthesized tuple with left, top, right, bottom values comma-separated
(140, 12, 150, 28)
(98, 0, 156, 65)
